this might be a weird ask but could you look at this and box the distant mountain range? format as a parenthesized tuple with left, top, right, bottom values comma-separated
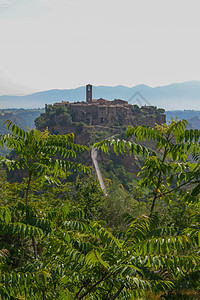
(1, 81, 200, 110)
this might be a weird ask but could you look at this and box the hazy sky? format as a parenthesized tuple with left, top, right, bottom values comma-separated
(0, 0, 200, 94)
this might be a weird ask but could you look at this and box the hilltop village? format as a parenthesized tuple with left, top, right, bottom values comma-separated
(42, 84, 166, 129)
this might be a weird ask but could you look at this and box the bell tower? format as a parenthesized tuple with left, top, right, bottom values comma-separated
(86, 84, 92, 102)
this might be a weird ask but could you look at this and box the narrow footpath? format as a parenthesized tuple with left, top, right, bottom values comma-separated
(91, 147, 108, 196)
(91, 128, 122, 196)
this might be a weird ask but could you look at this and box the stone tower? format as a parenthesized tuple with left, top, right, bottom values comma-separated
(86, 84, 92, 102)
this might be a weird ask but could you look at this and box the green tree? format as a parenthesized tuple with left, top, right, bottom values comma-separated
(0, 121, 89, 261)
(93, 119, 200, 298)
(35, 105, 72, 130)
(72, 176, 104, 220)
(0, 120, 89, 205)
(95, 119, 200, 214)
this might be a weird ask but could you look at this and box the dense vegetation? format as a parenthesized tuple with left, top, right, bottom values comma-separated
(35, 106, 72, 132)
(0, 119, 200, 299)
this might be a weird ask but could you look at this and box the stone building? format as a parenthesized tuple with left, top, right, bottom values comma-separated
(45, 84, 166, 126)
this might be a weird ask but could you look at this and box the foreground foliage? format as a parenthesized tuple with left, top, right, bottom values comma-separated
(95, 119, 200, 212)
(1, 191, 200, 299)
(0, 120, 200, 299)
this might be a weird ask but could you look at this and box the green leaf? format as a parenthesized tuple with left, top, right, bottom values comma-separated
(85, 249, 110, 269)
(166, 174, 174, 186)
(34, 130, 41, 143)
(61, 204, 69, 218)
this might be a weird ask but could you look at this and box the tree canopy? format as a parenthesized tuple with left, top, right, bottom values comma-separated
(0, 119, 200, 299)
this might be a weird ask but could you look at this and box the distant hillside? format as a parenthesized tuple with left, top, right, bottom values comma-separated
(1, 81, 200, 110)
(0, 109, 44, 135)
